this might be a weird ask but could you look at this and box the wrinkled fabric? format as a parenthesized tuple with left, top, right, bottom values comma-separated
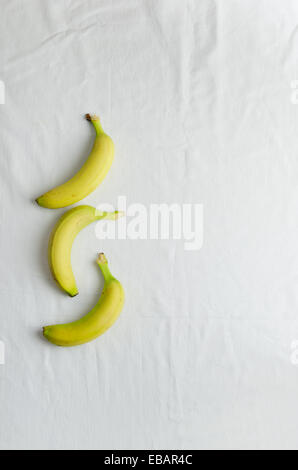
(1, 0, 298, 450)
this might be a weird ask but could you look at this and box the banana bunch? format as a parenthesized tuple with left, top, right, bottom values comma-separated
(37, 114, 125, 347)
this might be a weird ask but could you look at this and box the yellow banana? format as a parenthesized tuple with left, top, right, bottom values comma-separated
(36, 114, 114, 209)
(43, 253, 125, 347)
(49, 205, 123, 297)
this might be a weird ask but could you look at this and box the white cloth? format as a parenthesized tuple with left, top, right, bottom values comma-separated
(1, 0, 298, 450)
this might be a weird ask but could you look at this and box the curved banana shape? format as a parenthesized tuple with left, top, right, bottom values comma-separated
(36, 114, 115, 209)
(43, 253, 125, 347)
(49, 205, 123, 297)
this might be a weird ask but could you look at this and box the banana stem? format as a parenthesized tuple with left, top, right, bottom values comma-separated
(97, 253, 114, 282)
(86, 114, 104, 135)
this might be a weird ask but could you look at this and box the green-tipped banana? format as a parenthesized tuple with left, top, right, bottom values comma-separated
(49, 205, 123, 297)
(43, 254, 125, 347)
(36, 115, 115, 209)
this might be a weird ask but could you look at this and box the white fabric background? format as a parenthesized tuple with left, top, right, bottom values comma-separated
(1, 0, 298, 450)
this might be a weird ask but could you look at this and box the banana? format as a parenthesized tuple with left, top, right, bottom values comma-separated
(43, 253, 125, 347)
(49, 205, 123, 297)
(36, 114, 115, 209)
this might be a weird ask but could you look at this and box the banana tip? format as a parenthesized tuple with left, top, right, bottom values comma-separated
(36, 196, 46, 207)
(86, 114, 100, 122)
(68, 291, 79, 298)
(97, 253, 108, 265)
